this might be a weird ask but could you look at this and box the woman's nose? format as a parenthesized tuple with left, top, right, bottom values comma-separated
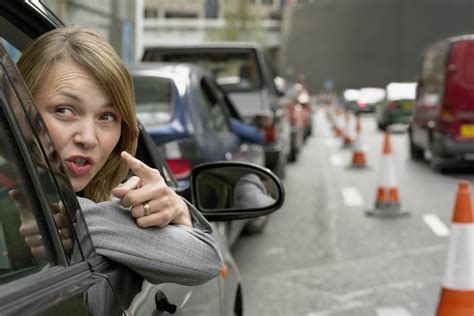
(73, 120, 99, 149)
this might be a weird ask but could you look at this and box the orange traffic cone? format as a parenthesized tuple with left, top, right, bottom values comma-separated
(334, 109, 344, 137)
(342, 112, 353, 148)
(367, 132, 408, 216)
(436, 181, 474, 316)
(350, 115, 367, 168)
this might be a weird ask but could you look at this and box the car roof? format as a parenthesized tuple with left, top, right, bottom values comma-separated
(144, 41, 262, 51)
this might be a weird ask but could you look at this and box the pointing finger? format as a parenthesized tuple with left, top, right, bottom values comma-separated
(120, 151, 162, 182)
(121, 151, 154, 179)
(111, 176, 141, 199)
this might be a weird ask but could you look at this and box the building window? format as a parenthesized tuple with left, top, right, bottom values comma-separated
(144, 8, 158, 19)
(165, 10, 198, 19)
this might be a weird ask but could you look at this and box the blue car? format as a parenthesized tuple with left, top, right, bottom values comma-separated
(128, 63, 271, 241)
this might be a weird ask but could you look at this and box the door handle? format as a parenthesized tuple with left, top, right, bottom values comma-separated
(153, 290, 177, 315)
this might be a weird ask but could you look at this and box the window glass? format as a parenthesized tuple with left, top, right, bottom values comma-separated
(133, 76, 175, 126)
(161, 51, 263, 91)
(199, 79, 230, 133)
(0, 77, 53, 284)
(0, 45, 83, 287)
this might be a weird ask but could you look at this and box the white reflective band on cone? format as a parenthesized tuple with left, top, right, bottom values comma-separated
(444, 224, 474, 289)
(379, 156, 397, 187)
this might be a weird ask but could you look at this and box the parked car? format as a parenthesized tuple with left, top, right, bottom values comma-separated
(128, 62, 270, 243)
(274, 76, 313, 161)
(409, 34, 474, 172)
(128, 63, 265, 186)
(142, 43, 291, 178)
(375, 82, 417, 130)
(348, 87, 385, 113)
(342, 89, 360, 112)
(0, 1, 284, 315)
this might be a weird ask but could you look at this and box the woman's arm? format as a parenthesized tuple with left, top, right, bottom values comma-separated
(77, 197, 224, 286)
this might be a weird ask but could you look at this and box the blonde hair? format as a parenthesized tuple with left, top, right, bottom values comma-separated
(17, 27, 138, 202)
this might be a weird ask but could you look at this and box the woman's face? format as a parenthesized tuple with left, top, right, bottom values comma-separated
(34, 59, 122, 192)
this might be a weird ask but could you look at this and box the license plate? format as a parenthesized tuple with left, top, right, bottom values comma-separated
(401, 101, 413, 110)
(460, 124, 474, 137)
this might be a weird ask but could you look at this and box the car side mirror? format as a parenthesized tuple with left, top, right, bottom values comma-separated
(191, 162, 284, 221)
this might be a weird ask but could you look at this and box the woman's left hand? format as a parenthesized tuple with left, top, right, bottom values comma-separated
(111, 151, 192, 228)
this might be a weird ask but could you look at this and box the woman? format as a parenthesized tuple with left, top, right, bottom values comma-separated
(14, 27, 223, 285)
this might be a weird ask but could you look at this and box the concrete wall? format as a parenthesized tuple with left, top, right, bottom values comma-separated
(280, 0, 474, 94)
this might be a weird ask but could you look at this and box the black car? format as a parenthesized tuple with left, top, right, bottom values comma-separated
(0, 1, 284, 315)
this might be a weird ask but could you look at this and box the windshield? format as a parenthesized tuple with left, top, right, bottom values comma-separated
(161, 51, 263, 92)
(132, 75, 175, 126)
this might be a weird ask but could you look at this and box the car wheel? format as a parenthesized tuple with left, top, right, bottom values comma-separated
(242, 215, 269, 234)
(234, 286, 243, 316)
(377, 122, 386, 131)
(409, 136, 424, 160)
(288, 143, 298, 162)
(304, 123, 313, 140)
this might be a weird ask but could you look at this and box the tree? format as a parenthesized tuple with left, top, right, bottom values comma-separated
(208, 0, 267, 45)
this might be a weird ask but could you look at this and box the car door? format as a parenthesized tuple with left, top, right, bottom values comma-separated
(0, 44, 128, 315)
(195, 73, 241, 162)
(129, 123, 221, 316)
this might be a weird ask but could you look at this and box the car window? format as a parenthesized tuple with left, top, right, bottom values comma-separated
(0, 69, 57, 285)
(421, 43, 449, 94)
(158, 51, 263, 91)
(0, 44, 94, 288)
(133, 75, 175, 126)
(199, 78, 231, 133)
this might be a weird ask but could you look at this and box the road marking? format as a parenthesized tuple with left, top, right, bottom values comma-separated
(325, 139, 339, 147)
(423, 214, 450, 237)
(342, 187, 363, 207)
(330, 154, 344, 166)
(375, 307, 411, 316)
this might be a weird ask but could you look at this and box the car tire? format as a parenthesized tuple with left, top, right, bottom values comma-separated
(304, 123, 313, 140)
(288, 144, 298, 162)
(234, 286, 243, 316)
(242, 215, 269, 234)
(430, 154, 446, 173)
(377, 122, 386, 131)
(409, 136, 424, 160)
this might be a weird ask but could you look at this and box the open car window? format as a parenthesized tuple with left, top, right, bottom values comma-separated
(0, 43, 96, 270)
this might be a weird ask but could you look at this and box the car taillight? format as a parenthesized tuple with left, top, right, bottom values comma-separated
(166, 159, 191, 179)
(161, 139, 196, 180)
(264, 126, 277, 143)
(357, 101, 366, 108)
(439, 108, 455, 133)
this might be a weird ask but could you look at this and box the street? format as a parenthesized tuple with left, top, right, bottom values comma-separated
(232, 108, 474, 316)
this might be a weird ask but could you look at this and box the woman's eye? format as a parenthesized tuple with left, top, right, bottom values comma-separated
(100, 113, 117, 122)
(56, 106, 73, 116)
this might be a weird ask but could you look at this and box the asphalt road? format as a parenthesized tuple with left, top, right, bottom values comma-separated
(232, 107, 474, 316)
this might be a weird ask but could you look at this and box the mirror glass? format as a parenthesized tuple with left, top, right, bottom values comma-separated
(195, 166, 280, 211)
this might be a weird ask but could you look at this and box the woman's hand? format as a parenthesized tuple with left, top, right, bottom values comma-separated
(9, 189, 73, 257)
(111, 151, 192, 228)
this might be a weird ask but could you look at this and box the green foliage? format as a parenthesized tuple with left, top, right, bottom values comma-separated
(208, 0, 268, 46)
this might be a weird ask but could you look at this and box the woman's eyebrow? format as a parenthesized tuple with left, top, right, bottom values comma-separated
(57, 91, 81, 102)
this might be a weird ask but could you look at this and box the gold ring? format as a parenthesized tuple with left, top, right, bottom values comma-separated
(143, 201, 151, 216)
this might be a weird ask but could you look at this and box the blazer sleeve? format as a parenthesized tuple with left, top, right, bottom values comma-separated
(76, 197, 224, 286)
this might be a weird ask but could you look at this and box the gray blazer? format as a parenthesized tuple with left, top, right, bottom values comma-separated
(76, 197, 224, 286)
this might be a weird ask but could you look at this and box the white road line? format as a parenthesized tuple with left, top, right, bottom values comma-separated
(375, 307, 411, 316)
(325, 139, 339, 147)
(423, 214, 450, 237)
(341, 187, 364, 207)
(330, 154, 344, 166)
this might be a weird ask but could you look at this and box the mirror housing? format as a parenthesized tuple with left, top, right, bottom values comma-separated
(191, 162, 284, 221)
